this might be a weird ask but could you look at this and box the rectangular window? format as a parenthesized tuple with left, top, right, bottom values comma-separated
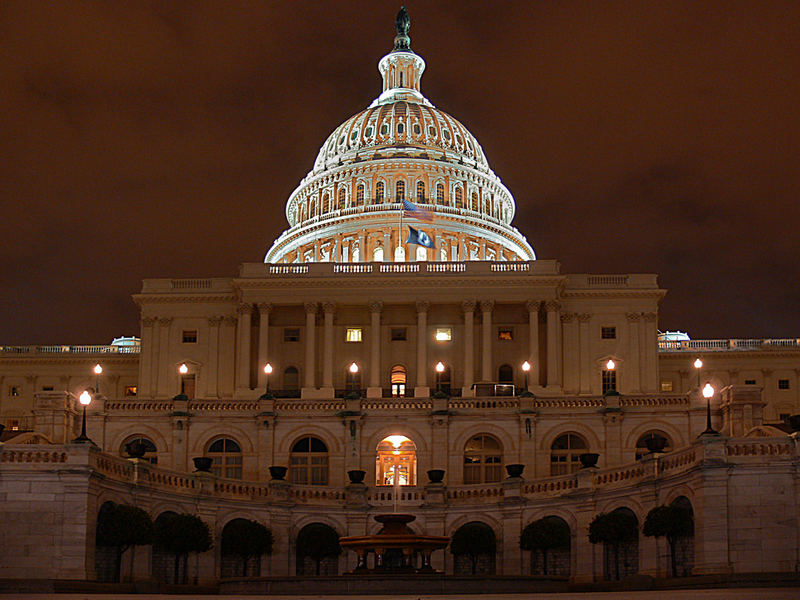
(745, 379, 756, 385)
(9, 386, 20, 397)
(660, 381, 673, 392)
(346, 328, 362, 342)
(601, 326, 616, 339)
(435, 327, 452, 342)
(498, 327, 513, 341)
(125, 386, 138, 397)
(180, 374, 196, 399)
(182, 330, 198, 343)
(42, 386, 54, 391)
(391, 327, 407, 341)
(778, 379, 790, 390)
(284, 328, 300, 342)
(602, 369, 617, 394)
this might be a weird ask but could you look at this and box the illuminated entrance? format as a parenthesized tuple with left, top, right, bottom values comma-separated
(376, 435, 417, 486)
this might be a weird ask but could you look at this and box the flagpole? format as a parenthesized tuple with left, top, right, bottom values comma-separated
(398, 193, 403, 262)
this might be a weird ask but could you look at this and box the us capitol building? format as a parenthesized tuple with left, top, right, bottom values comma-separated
(1, 10, 799, 589)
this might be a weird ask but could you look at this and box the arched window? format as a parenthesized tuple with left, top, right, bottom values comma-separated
(451, 522, 496, 574)
(391, 364, 407, 397)
(322, 193, 330, 213)
(396, 180, 405, 201)
(394, 246, 405, 261)
(373, 245, 384, 262)
(121, 435, 158, 464)
(355, 183, 365, 206)
(376, 435, 417, 485)
(471, 191, 479, 211)
(375, 181, 385, 203)
(550, 433, 588, 475)
(463, 434, 503, 483)
(415, 246, 427, 261)
(290, 436, 329, 485)
(440, 246, 449, 261)
(635, 431, 673, 460)
(337, 187, 346, 210)
(455, 187, 463, 208)
(207, 437, 243, 479)
(498, 364, 514, 384)
(436, 182, 445, 204)
(284, 366, 299, 390)
(416, 180, 425, 202)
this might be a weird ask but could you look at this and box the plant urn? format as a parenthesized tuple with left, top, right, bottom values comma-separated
(269, 465, 288, 480)
(193, 456, 213, 472)
(426, 469, 445, 483)
(347, 469, 366, 484)
(126, 441, 147, 458)
(505, 463, 525, 478)
(579, 453, 599, 468)
(644, 434, 668, 453)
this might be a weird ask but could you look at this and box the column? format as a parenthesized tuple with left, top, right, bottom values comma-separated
(578, 313, 592, 394)
(368, 302, 382, 397)
(626, 312, 641, 392)
(525, 301, 540, 389)
(304, 302, 317, 389)
(156, 317, 172, 397)
(644, 312, 658, 392)
(138, 317, 156, 398)
(560, 313, 578, 393)
(322, 303, 335, 389)
(235, 303, 252, 392)
(415, 300, 429, 396)
(256, 303, 272, 389)
(219, 316, 237, 397)
(545, 301, 562, 391)
(383, 231, 391, 262)
(480, 239, 486, 260)
(206, 316, 221, 398)
(638, 312, 647, 390)
(358, 230, 366, 262)
(462, 300, 476, 396)
(480, 300, 494, 381)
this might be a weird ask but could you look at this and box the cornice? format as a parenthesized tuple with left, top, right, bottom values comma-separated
(133, 294, 237, 305)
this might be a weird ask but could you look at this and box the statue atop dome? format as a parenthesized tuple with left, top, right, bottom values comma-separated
(393, 6, 412, 52)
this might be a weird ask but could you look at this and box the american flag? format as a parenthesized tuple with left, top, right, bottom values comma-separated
(402, 199, 434, 223)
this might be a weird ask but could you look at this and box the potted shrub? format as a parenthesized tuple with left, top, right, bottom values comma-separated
(269, 465, 288, 480)
(193, 457, 213, 472)
(126, 441, 147, 459)
(426, 469, 445, 483)
(505, 463, 525, 478)
(643, 434, 668, 453)
(579, 453, 599, 468)
(347, 469, 366, 484)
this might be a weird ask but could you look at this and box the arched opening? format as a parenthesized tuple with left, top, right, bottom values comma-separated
(451, 522, 496, 575)
(120, 435, 158, 464)
(455, 187, 463, 208)
(436, 182, 445, 205)
(296, 523, 340, 575)
(290, 436, 329, 485)
(337, 187, 346, 210)
(415, 246, 427, 261)
(220, 519, 268, 577)
(152, 511, 179, 583)
(471, 191, 479, 211)
(94, 501, 120, 582)
(355, 183, 364, 206)
(669, 496, 694, 577)
(372, 245, 384, 262)
(416, 180, 425, 202)
(396, 180, 405, 201)
(635, 431, 673, 460)
(376, 435, 417, 486)
(394, 246, 405, 261)
(550, 433, 588, 475)
(375, 181, 385, 203)
(601, 507, 639, 580)
(463, 434, 503, 483)
(322, 193, 330, 213)
(522, 516, 571, 576)
(206, 437, 243, 479)
(284, 366, 299, 392)
(498, 364, 514, 385)
(390, 364, 407, 397)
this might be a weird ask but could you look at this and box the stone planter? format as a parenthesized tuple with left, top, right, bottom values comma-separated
(643, 434, 668, 453)
(269, 465, 288, 480)
(505, 463, 525, 478)
(788, 414, 800, 432)
(579, 453, 599, 468)
(347, 469, 366, 484)
(426, 469, 445, 483)
(193, 456, 213, 472)
(126, 441, 147, 458)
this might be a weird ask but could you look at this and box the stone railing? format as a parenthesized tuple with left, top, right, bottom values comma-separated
(362, 398, 432, 411)
(593, 463, 647, 487)
(273, 399, 345, 413)
(291, 485, 346, 503)
(522, 473, 579, 496)
(369, 486, 425, 506)
(618, 394, 689, 408)
(656, 445, 699, 476)
(658, 338, 800, 352)
(0, 446, 69, 464)
(446, 482, 505, 501)
(531, 397, 605, 409)
(725, 439, 794, 458)
(104, 401, 175, 412)
(0, 345, 140, 355)
(449, 397, 519, 410)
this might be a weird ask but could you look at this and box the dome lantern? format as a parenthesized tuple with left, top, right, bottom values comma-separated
(374, 7, 429, 107)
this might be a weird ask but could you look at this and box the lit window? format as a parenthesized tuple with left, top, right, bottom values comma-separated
(391, 364, 407, 397)
(778, 379, 790, 390)
(9, 386, 20, 397)
(498, 328, 513, 341)
(435, 328, 452, 342)
(436, 183, 445, 204)
(337, 187, 346, 209)
(124, 386, 137, 397)
(454, 187, 463, 208)
(745, 379, 756, 385)
(391, 327, 407, 341)
(416, 180, 425, 201)
(182, 330, 197, 343)
(375, 181, 385, 202)
(346, 328, 362, 342)
(356, 183, 364, 205)
(601, 327, 616, 339)
(660, 381, 673, 392)
(284, 328, 300, 342)
(396, 180, 405, 200)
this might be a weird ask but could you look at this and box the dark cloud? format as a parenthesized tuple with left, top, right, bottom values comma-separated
(1, 0, 798, 344)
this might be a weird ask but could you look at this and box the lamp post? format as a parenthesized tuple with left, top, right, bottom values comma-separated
(702, 382, 719, 435)
(435, 361, 445, 393)
(348, 362, 359, 392)
(93, 364, 103, 395)
(72, 390, 92, 443)
(521, 360, 531, 390)
(263, 363, 273, 395)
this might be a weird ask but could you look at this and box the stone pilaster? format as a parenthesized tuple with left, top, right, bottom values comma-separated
(322, 302, 335, 390)
(626, 312, 642, 392)
(256, 303, 272, 390)
(480, 300, 494, 382)
(235, 303, 252, 392)
(462, 300, 476, 396)
(415, 300, 429, 397)
(545, 301, 562, 392)
(525, 300, 541, 390)
(367, 301, 383, 397)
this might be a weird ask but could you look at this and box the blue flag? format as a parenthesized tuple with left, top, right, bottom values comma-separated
(402, 198, 434, 222)
(406, 226, 435, 249)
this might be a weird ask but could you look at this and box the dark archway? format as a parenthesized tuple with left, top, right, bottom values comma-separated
(296, 523, 340, 575)
(94, 501, 119, 582)
(601, 507, 639, 580)
(220, 518, 270, 578)
(523, 515, 571, 576)
(670, 496, 695, 576)
(151, 511, 179, 583)
(451, 521, 496, 575)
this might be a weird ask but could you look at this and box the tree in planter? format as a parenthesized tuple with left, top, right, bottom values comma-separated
(221, 519, 274, 577)
(643, 504, 694, 577)
(450, 522, 497, 575)
(296, 523, 341, 575)
(95, 502, 154, 583)
(154, 513, 213, 584)
(588, 509, 639, 580)
(520, 516, 571, 576)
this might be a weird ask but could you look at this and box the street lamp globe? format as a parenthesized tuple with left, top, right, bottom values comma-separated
(349, 362, 359, 374)
(179, 363, 189, 374)
(79, 390, 92, 406)
(264, 363, 273, 375)
(606, 359, 616, 370)
(93, 364, 103, 375)
(694, 358, 703, 370)
(702, 383, 714, 399)
(435, 361, 445, 373)
(521, 361, 531, 372)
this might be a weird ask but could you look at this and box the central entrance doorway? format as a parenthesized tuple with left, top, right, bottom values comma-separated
(376, 435, 417, 486)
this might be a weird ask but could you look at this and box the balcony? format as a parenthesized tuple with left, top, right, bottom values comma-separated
(658, 338, 800, 352)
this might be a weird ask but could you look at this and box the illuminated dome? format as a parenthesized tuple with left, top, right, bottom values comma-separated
(265, 8, 535, 264)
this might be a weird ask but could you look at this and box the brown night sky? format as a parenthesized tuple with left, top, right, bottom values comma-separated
(1, 1, 798, 344)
